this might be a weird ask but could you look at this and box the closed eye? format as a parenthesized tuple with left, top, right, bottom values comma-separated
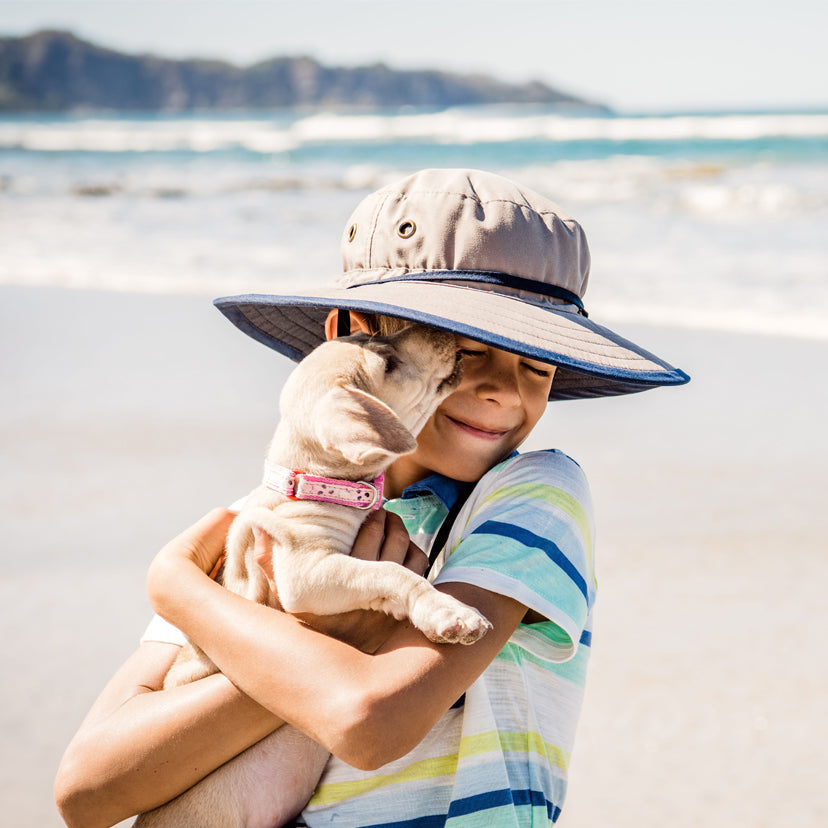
(523, 362, 552, 378)
(384, 353, 401, 374)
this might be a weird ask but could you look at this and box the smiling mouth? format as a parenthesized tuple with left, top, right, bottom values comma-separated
(446, 415, 510, 440)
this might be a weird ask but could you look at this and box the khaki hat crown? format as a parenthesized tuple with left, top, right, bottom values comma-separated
(338, 169, 591, 313)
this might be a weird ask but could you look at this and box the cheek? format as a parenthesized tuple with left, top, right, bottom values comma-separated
(411, 416, 441, 456)
(528, 395, 549, 427)
(521, 385, 552, 433)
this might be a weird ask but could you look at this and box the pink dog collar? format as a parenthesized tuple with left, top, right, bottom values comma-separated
(263, 462, 385, 510)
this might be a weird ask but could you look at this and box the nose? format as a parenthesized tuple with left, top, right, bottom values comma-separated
(472, 353, 522, 407)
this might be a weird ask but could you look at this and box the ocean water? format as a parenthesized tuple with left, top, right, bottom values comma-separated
(1, 106, 826, 340)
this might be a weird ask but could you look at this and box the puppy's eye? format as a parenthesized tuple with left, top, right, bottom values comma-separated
(384, 354, 401, 374)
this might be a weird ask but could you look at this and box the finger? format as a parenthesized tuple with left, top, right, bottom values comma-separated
(208, 554, 225, 580)
(253, 526, 275, 581)
(376, 512, 412, 565)
(351, 509, 388, 561)
(403, 542, 429, 577)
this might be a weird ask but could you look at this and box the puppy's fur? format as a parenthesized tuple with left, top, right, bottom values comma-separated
(136, 325, 491, 827)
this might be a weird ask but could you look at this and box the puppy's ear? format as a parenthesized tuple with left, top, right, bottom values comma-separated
(314, 383, 417, 466)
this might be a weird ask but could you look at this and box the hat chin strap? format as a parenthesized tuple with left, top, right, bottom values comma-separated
(336, 309, 352, 336)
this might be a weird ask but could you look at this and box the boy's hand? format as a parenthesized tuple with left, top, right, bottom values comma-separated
(255, 509, 428, 652)
(351, 509, 428, 574)
(147, 508, 236, 619)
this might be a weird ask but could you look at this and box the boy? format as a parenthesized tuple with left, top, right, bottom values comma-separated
(56, 169, 688, 827)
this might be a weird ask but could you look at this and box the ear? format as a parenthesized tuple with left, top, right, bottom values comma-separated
(313, 382, 417, 466)
(324, 310, 372, 340)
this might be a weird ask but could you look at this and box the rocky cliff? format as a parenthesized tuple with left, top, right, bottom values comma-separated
(0, 30, 605, 112)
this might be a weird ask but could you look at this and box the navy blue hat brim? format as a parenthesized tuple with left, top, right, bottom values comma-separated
(214, 282, 689, 401)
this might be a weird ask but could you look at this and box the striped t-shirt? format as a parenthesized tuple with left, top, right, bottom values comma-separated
(300, 448, 596, 827)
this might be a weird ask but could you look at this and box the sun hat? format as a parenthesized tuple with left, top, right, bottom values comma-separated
(214, 168, 689, 401)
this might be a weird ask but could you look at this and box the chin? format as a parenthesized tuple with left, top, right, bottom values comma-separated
(449, 453, 513, 482)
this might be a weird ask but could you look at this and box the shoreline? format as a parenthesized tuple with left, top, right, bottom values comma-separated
(2, 284, 826, 826)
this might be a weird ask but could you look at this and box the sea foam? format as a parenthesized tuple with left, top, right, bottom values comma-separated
(1, 108, 826, 341)
(2, 110, 828, 154)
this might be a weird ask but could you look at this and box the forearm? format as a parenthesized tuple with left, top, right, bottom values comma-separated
(150, 554, 373, 752)
(56, 658, 282, 828)
(149, 552, 521, 769)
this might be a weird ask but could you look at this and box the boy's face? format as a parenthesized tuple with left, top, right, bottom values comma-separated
(390, 337, 555, 488)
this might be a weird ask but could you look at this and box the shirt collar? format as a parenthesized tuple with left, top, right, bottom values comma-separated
(397, 450, 521, 510)
(398, 472, 475, 511)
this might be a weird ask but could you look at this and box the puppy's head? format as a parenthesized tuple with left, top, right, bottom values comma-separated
(277, 325, 462, 478)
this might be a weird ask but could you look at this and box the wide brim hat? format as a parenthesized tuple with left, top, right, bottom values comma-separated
(215, 168, 689, 401)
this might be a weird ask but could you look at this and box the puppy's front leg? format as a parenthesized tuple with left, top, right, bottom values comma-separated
(279, 552, 492, 645)
(134, 725, 329, 828)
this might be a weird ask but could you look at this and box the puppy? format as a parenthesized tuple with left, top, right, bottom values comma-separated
(136, 325, 491, 827)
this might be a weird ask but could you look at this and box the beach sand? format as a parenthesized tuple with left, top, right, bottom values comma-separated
(2, 285, 826, 826)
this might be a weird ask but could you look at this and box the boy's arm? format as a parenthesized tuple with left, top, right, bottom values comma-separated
(54, 639, 283, 828)
(55, 507, 425, 827)
(148, 510, 527, 771)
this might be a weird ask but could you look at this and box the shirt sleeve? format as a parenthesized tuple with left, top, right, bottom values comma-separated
(140, 614, 188, 646)
(432, 449, 596, 662)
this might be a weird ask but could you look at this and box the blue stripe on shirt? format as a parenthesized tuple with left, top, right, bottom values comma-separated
(362, 815, 447, 828)
(469, 520, 589, 603)
(448, 787, 562, 820)
(358, 788, 562, 828)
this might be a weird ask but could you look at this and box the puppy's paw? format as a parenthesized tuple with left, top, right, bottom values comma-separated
(367, 595, 409, 620)
(412, 593, 492, 645)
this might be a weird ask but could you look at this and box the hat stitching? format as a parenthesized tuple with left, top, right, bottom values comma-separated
(322, 282, 617, 354)
(387, 188, 579, 224)
(364, 190, 392, 271)
(239, 296, 660, 370)
(238, 289, 604, 359)
(243, 303, 659, 375)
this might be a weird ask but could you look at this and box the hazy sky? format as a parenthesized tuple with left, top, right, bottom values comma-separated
(2, 0, 826, 111)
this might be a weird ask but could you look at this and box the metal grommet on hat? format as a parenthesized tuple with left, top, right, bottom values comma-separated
(397, 220, 416, 239)
(347, 223, 357, 242)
